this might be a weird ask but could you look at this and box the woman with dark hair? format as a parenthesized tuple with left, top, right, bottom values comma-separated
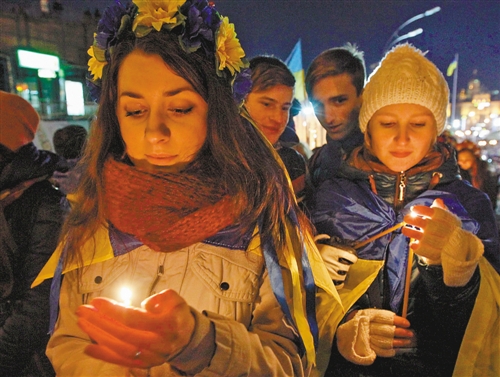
(33, 1, 340, 376)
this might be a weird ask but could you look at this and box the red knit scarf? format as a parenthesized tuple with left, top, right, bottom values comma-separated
(102, 158, 241, 252)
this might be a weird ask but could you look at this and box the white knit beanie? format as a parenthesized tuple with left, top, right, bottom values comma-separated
(359, 44, 449, 135)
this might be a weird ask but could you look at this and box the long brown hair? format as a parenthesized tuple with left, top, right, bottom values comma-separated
(61, 31, 311, 268)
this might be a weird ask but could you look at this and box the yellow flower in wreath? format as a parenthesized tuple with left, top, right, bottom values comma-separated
(87, 46, 107, 80)
(133, 0, 185, 32)
(215, 16, 246, 76)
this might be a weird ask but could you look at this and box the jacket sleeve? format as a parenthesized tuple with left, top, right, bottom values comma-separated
(168, 270, 307, 376)
(0, 183, 66, 375)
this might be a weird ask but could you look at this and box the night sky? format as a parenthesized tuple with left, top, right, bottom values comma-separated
(214, 0, 499, 94)
(7, 0, 500, 93)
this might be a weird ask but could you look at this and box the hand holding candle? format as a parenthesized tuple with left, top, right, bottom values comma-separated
(402, 199, 454, 264)
(76, 289, 195, 369)
(402, 199, 484, 287)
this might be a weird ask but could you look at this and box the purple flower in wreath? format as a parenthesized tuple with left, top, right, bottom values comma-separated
(232, 67, 252, 104)
(86, 79, 102, 103)
(179, 0, 221, 53)
(96, 0, 136, 52)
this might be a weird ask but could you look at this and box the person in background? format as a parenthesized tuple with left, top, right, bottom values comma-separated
(52, 125, 88, 194)
(244, 55, 309, 204)
(309, 44, 500, 376)
(33, 1, 341, 376)
(456, 140, 498, 210)
(437, 131, 474, 184)
(0, 91, 67, 377)
(305, 43, 366, 190)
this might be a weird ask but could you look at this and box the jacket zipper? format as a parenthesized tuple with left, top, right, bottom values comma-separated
(394, 171, 407, 211)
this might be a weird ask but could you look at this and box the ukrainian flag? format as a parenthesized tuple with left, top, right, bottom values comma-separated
(447, 55, 458, 77)
(285, 39, 307, 102)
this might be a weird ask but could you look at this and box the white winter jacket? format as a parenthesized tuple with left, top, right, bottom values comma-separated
(39, 223, 342, 376)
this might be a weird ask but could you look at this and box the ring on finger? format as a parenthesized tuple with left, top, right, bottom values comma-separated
(134, 350, 142, 359)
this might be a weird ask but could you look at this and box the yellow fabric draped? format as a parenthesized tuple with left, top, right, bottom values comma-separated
(337, 259, 385, 311)
(31, 225, 114, 288)
(304, 232, 345, 377)
(453, 257, 500, 377)
(246, 219, 343, 375)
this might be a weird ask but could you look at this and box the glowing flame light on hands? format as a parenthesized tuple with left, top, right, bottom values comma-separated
(120, 287, 133, 306)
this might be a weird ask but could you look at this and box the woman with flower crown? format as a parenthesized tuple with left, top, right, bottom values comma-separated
(31, 1, 342, 376)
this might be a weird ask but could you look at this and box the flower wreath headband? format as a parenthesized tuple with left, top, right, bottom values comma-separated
(87, 0, 252, 103)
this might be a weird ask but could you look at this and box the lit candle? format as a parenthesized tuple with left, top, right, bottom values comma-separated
(120, 287, 132, 306)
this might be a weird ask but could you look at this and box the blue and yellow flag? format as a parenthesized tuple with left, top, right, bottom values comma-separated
(285, 39, 307, 102)
(447, 55, 458, 77)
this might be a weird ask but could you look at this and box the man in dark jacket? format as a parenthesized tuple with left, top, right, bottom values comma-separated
(305, 44, 366, 190)
(0, 91, 67, 376)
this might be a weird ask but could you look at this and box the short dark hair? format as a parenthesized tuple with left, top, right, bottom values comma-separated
(53, 125, 88, 159)
(249, 56, 295, 92)
(305, 43, 366, 97)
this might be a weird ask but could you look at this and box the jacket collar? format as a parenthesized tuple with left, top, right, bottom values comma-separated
(109, 221, 254, 255)
(340, 143, 462, 207)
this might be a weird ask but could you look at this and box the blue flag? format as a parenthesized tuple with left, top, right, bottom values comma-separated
(447, 56, 458, 77)
(285, 39, 306, 102)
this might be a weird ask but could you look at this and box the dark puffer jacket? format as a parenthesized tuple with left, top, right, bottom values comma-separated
(276, 143, 308, 205)
(307, 128, 364, 191)
(0, 143, 67, 377)
(309, 143, 500, 377)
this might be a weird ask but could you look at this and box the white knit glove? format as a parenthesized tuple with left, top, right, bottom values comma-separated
(315, 234, 358, 289)
(403, 200, 484, 287)
(336, 309, 396, 366)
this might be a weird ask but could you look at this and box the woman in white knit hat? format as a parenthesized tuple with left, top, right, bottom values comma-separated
(308, 44, 500, 376)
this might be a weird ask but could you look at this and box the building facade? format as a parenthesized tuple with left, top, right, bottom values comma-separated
(0, 5, 98, 122)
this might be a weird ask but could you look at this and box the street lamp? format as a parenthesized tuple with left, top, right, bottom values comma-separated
(386, 28, 423, 51)
(382, 6, 441, 54)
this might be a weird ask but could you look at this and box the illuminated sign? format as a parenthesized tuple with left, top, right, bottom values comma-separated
(17, 49, 60, 71)
(65, 80, 85, 116)
(38, 69, 57, 78)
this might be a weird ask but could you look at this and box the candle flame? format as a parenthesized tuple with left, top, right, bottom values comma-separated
(120, 287, 132, 306)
